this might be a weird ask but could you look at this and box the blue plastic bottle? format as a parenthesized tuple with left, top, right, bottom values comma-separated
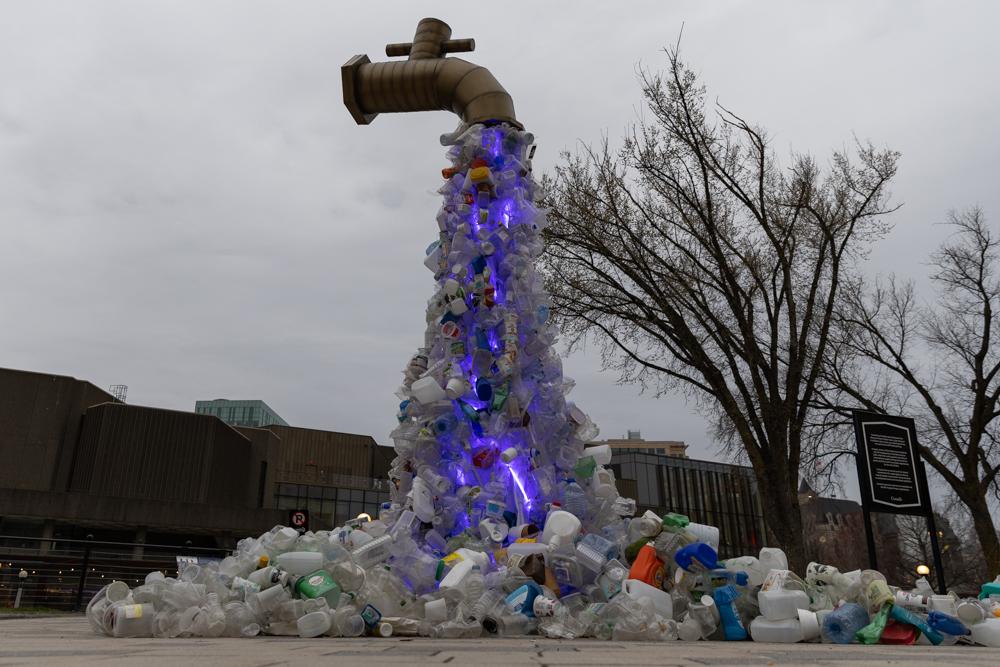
(927, 610, 970, 637)
(713, 585, 748, 640)
(821, 602, 869, 644)
(889, 604, 943, 645)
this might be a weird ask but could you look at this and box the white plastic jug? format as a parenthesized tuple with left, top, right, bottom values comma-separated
(540, 510, 581, 547)
(275, 551, 324, 576)
(582, 444, 612, 466)
(685, 523, 720, 550)
(749, 616, 803, 643)
(759, 570, 811, 621)
(622, 578, 673, 619)
(759, 547, 789, 573)
(970, 617, 1000, 647)
(439, 558, 475, 589)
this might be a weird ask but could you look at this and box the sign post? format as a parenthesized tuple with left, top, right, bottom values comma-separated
(289, 509, 310, 535)
(852, 411, 946, 593)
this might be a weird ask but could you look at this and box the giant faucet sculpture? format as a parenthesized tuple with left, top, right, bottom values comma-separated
(342, 17, 521, 129)
(342, 18, 616, 593)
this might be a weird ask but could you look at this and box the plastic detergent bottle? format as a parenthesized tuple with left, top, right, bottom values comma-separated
(628, 544, 665, 588)
(294, 570, 342, 608)
(712, 585, 748, 640)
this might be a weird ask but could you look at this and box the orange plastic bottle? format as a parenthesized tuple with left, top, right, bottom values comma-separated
(628, 544, 665, 588)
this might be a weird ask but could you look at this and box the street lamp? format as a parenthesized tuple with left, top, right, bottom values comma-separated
(916, 564, 931, 576)
(14, 569, 28, 609)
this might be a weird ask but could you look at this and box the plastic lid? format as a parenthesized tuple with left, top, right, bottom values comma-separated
(798, 608, 820, 640)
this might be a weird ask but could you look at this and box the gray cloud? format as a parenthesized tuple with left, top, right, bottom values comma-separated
(2, 0, 999, 485)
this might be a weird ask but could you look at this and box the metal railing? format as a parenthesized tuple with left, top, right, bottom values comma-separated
(0, 535, 229, 612)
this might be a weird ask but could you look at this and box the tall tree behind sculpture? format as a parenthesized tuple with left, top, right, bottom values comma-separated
(540, 48, 900, 572)
(343, 20, 626, 590)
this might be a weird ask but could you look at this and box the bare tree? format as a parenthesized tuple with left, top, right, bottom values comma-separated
(818, 208, 1000, 574)
(540, 48, 899, 571)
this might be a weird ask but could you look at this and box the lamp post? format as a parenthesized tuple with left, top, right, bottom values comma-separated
(14, 569, 27, 609)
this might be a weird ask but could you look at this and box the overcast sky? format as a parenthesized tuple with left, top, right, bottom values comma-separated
(3, 1, 999, 486)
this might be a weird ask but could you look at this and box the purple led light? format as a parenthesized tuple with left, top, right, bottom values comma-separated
(507, 463, 531, 510)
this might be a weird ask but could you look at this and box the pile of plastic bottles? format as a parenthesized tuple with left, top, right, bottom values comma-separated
(87, 122, 1000, 647)
(86, 521, 1000, 645)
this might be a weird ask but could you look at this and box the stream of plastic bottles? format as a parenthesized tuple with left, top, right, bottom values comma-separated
(88, 123, 1000, 647)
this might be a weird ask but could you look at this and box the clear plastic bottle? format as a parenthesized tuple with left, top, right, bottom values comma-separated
(820, 602, 869, 644)
(563, 478, 587, 519)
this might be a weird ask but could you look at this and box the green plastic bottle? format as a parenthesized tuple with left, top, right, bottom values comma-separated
(294, 569, 341, 608)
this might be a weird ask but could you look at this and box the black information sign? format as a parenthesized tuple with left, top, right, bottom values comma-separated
(852, 411, 932, 515)
(289, 509, 310, 535)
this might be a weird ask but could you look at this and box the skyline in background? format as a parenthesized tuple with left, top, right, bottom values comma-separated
(3, 1, 1000, 500)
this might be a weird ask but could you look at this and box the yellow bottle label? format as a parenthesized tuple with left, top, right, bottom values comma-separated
(124, 604, 143, 619)
(441, 552, 463, 566)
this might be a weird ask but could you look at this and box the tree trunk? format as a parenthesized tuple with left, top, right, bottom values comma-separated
(965, 488, 1000, 578)
(755, 460, 807, 573)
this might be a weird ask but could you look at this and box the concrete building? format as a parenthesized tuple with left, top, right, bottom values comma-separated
(194, 399, 288, 428)
(593, 429, 689, 458)
(0, 367, 390, 550)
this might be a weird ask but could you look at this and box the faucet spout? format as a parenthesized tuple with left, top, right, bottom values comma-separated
(342, 18, 522, 129)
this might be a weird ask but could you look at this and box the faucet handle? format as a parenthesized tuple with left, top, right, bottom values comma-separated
(385, 38, 475, 58)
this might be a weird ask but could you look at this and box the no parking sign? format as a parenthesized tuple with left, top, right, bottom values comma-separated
(289, 509, 309, 535)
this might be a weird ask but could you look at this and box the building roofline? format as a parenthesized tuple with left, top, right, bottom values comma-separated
(0, 366, 116, 402)
(86, 401, 252, 443)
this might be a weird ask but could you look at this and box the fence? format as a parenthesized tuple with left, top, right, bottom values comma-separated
(0, 535, 229, 611)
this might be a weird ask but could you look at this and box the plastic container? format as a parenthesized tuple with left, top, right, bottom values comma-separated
(970, 617, 1000, 647)
(275, 551, 324, 576)
(674, 542, 718, 573)
(540, 510, 581, 547)
(889, 603, 942, 645)
(880, 619, 918, 644)
(582, 444, 612, 465)
(106, 603, 155, 638)
(629, 544, 665, 588)
(684, 523, 720, 550)
(927, 610, 969, 638)
(749, 617, 803, 643)
(294, 570, 341, 608)
(622, 578, 672, 619)
(351, 535, 393, 569)
(505, 582, 542, 617)
(562, 479, 587, 519)
(759, 570, 811, 621)
(759, 547, 789, 573)
(957, 599, 987, 625)
(821, 602, 869, 644)
(410, 376, 447, 403)
(798, 608, 821, 641)
(713, 585, 748, 640)
(296, 611, 331, 638)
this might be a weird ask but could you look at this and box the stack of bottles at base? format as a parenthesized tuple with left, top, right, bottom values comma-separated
(88, 520, 1000, 647)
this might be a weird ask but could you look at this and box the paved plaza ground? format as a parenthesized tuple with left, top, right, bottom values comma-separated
(0, 614, 995, 666)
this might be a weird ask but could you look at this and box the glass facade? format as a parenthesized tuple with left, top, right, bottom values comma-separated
(610, 450, 766, 559)
(273, 483, 391, 529)
(194, 399, 289, 428)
